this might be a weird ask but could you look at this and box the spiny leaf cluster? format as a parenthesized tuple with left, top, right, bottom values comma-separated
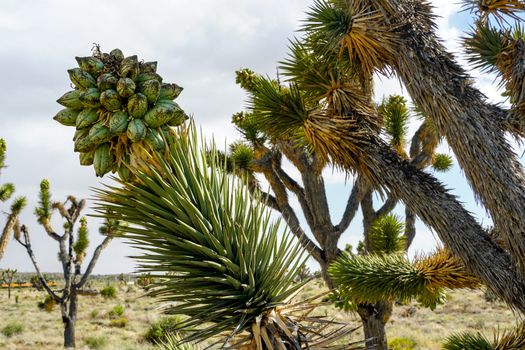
(95, 124, 307, 343)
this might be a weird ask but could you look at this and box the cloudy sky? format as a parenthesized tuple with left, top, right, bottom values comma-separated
(0, 1, 507, 274)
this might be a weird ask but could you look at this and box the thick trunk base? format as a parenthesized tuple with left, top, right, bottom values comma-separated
(64, 319, 75, 348)
(358, 302, 392, 350)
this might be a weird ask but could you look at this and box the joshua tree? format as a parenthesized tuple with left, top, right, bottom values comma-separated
(15, 179, 123, 348)
(228, 68, 450, 347)
(0, 139, 27, 261)
(239, 0, 525, 314)
(96, 125, 360, 349)
(0, 268, 18, 299)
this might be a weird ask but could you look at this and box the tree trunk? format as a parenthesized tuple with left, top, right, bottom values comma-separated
(62, 289, 77, 348)
(385, 0, 525, 272)
(363, 138, 525, 312)
(358, 302, 392, 350)
(63, 318, 75, 349)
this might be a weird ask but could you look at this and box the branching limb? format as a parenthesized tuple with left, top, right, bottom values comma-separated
(15, 224, 60, 302)
(376, 195, 398, 218)
(404, 207, 416, 249)
(273, 165, 316, 230)
(77, 235, 114, 288)
(336, 176, 368, 234)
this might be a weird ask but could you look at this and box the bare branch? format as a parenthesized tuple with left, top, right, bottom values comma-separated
(264, 168, 323, 262)
(404, 208, 416, 250)
(41, 220, 62, 241)
(16, 225, 60, 301)
(273, 165, 316, 229)
(77, 235, 114, 288)
(336, 176, 368, 234)
(376, 195, 399, 218)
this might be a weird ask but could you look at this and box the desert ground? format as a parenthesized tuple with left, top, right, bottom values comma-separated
(0, 276, 516, 350)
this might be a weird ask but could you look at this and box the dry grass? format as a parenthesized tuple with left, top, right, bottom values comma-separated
(0, 278, 517, 350)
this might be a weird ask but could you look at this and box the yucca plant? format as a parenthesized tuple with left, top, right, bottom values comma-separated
(95, 123, 360, 349)
(443, 323, 525, 350)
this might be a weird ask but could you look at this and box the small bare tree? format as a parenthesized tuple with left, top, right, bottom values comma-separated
(0, 268, 17, 299)
(15, 179, 123, 348)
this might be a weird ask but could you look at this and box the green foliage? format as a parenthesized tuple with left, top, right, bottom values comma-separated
(389, 337, 416, 350)
(229, 142, 254, 171)
(417, 287, 447, 311)
(301, 0, 351, 53)
(432, 154, 454, 172)
(1, 322, 23, 337)
(109, 317, 128, 328)
(90, 310, 99, 319)
(85, 335, 107, 350)
(136, 273, 154, 290)
(327, 289, 357, 312)
(100, 285, 117, 299)
(37, 295, 56, 312)
(73, 217, 89, 262)
(157, 334, 200, 350)
(144, 316, 183, 344)
(108, 304, 125, 319)
(95, 124, 307, 343)
(379, 95, 409, 153)
(368, 214, 406, 255)
(235, 68, 261, 93)
(443, 331, 492, 350)
(10, 197, 27, 215)
(0, 139, 6, 169)
(30, 275, 48, 291)
(34, 179, 51, 224)
(464, 23, 506, 74)
(0, 183, 14, 202)
(98, 215, 126, 237)
(249, 78, 308, 139)
(329, 253, 425, 304)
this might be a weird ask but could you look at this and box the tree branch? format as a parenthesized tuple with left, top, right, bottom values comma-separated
(336, 176, 368, 234)
(264, 168, 324, 262)
(77, 235, 114, 288)
(404, 207, 416, 249)
(273, 165, 316, 230)
(376, 195, 399, 218)
(16, 225, 60, 302)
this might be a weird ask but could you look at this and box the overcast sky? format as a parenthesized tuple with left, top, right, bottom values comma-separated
(0, 1, 507, 274)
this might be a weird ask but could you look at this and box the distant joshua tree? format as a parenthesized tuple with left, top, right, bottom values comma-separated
(0, 138, 26, 261)
(15, 179, 124, 348)
(0, 268, 18, 299)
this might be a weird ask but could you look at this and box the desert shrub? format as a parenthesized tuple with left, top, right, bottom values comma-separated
(100, 285, 117, 299)
(85, 335, 107, 349)
(144, 316, 184, 344)
(108, 304, 125, 319)
(90, 310, 99, 319)
(1, 322, 23, 337)
(109, 317, 128, 328)
(30, 275, 48, 291)
(389, 337, 416, 350)
(37, 295, 55, 312)
(136, 273, 154, 290)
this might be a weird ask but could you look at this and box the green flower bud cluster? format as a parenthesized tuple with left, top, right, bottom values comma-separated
(54, 48, 188, 178)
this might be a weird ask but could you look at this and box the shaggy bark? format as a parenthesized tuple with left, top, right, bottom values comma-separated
(383, 0, 525, 273)
(361, 137, 525, 312)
